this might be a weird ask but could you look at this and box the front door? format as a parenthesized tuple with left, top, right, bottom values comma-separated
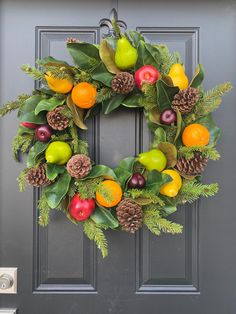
(0, 1, 236, 313)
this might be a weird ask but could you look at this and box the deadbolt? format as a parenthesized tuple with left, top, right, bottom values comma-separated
(0, 274, 14, 290)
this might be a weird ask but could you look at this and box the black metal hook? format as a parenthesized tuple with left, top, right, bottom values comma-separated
(99, 8, 127, 38)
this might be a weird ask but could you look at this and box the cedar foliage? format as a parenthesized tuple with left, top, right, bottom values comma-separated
(0, 94, 30, 117)
(12, 133, 34, 161)
(178, 146, 220, 160)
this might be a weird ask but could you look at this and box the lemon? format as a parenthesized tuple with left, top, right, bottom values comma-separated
(45, 72, 73, 94)
(160, 169, 182, 197)
(168, 63, 189, 90)
(45, 141, 72, 165)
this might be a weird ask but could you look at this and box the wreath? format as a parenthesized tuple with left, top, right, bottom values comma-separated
(0, 21, 232, 257)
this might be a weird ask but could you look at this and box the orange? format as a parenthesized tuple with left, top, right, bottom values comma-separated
(71, 82, 97, 109)
(45, 72, 73, 94)
(96, 180, 122, 208)
(182, 123, 210, 147)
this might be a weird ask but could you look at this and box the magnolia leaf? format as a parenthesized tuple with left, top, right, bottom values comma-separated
(91, 62, 114, 87)
(90, 206, 119, 229)
(157, 142, 177, 167)
(190, 64, 204, 88)
(163, 204, 177, 216)
(156, 80, 179, 112)
(135, 41, 159, 70)
(148, 107, 160, 124)
(114, 157, 136, 188)
(46, 163, 65, 181)
(66, 95, 87, 130)
(152, 127, 167, 147)
(102, 94, 126, 114)
(128, 31, 145, 48)
(27, 142, 48, 167)
(146, 170, 172, 194)
(18, 95, 47, 124)
(35, 97, 65, 115)
(84, 165, 117, 180)
(18, 126, 35, 135)
(122, 92, 143, 108)
(99, 39, 120, 74)
(174, 108, 182, 142)
(45, 172, 71, 208)
(38, 56, 70, 67)
(161, 74, 174, 86)
(66, 212, 79, 225)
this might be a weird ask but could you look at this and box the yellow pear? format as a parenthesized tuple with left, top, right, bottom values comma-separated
(168, 63, 189, 90)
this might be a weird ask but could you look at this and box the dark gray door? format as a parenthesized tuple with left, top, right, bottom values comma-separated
(1, 0, 236, 313)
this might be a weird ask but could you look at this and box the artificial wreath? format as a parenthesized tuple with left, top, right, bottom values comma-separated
(0, 22, 232, 257)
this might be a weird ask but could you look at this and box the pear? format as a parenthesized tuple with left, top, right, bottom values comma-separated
(138, 149, 167, 172)
(115, 36, 138, 70)
(168, 63, 189, 90)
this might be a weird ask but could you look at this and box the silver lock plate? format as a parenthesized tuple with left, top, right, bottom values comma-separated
(0, 310, 17, 314)
(0, 268, 17, 294)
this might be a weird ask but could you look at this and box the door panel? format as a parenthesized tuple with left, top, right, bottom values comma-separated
(1, 0, 236, 313)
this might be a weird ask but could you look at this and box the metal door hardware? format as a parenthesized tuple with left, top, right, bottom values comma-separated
(0, 310, 17, 314)
(0, 268, 17, 294)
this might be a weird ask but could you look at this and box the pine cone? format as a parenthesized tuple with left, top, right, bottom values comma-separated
(46, 106, 69, 131)
(172, 87, 200, 114)
(27, 164, 51, 187)
(111, 72, 135, 94)
(66, 154, 92, 179)
(116, 199, 143, 233)
(176, 152, 208, 176)
(67, 37, 78, 43)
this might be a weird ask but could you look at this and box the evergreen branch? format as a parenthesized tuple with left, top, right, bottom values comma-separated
(96, 88, 113, 103)
(155, 218, 183, 234)
(125, 189, 165, 206)
(75, 177, 103, 199)
(178, 146, 220, 160)
(68, 180, 77, 198)
(77, 139, 89, 155)
(17, 168, 30, 192)
(139, 83, 157, 111)
(21, 64, 45, 80)
(176, 180, 219, 204)
(154, 44, 181, 74)
(69, 123, 80, 154)
(204, 82, 233, 102)
(50, 133, 71, 142)
(74, 71, 92, 82)
(0, 94, 30, 117)
(44, 66, 74, 82)
(83, 219, 108, 258)
(12, 133, 34, 161)
(112, 19, 121, 38)
(38, 192, 51, 226)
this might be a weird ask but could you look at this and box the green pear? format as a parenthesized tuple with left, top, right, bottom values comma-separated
(138, 149, 167, 172)
(115, 36, 138, 70)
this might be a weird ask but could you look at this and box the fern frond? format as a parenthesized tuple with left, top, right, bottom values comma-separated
(178, 146, 220, 160)
(0, 94, 30, 117)
(84, 219, 108, 258)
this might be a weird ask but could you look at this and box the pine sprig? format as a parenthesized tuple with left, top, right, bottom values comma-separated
(0, 94, 30, 117)
(21, 64, 45, 81)
(178, 146, 220, 160)
(83, 219, 108, 258)
(44, 65, 74, 82)
(17, 168, 30, 192)
(12, 133, 34, 161)
(139, 83, 157, 111)
(96, 87, 113, 103)
(38, 192, 51, 226)
(155, 44, 181, 74)
(204, 82, 233, 102)
(75, 177, 103, 199)
(125, 189, 165, 206)
(69, 123, 80, 154)
(176, 180, 219, 204)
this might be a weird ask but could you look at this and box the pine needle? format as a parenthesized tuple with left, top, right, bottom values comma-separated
(178, 146, 220, 160)
(17, 168, 30, 192)
(0, 94, 30, 117)
(83, 219, 108, 258)
(38, 192, 51, 226)
(96, 87, 113, 103)
(75, 177, 103, 199)
(125, 189, 165, 206)
(139, 83, 157, 111)
(21, 64, 45, 81)
(12, 133, 34, 161)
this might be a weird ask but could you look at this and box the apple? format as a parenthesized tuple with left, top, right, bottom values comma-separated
(134, 65, 160, 90)
(160, 109, 177, 125)
(128, 173, 146, 189)
(35, 124, 53, 142)
(20, 122, 38, 129)
(69, 194, 95, 222)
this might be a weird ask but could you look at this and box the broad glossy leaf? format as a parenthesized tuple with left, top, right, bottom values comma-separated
(35, 97, 65, 115)
(135, 41, 159, 70)
(91, 62, 114, 87)
(46, 163, 65, 181)
(67, 42, 100, 70)
(156, 80, 179, 111)
(157, 142, 177, 167)
(18, 126, 35, 135)
(190, 64, 204, 88)
(84, 165, 117, 180)
(174, 108, 183, 142)
(45, 172, 71, 208)
(90, 206, 119, 229)
(99, 39, 120, 74)
(128, 31, 145, 48)
(38, 56, 70, 67)
(116, 157, 136, 173)
(146, 170, 172, 194)
(152, 128, 167, 147)
(114, 157, 136, 188)
(195, 114, 220, 145)
(27, 141, 48, 167)
(18, 95, 47, 124)
(148, 107, 161, 124)
(102, 94, 126, 114)
(66, 95, 87, 130)
(122, 92, 143, 108)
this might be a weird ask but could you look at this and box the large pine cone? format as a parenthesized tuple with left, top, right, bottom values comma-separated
(116, 199, 143, 233)
(66, 154, 92, 179)
(46, 106, 69, 131)
(111, 72, 135, 94)
(176, 152, 208, 176)
(27, 164, 51, 187)
(172, 87, 200, 114)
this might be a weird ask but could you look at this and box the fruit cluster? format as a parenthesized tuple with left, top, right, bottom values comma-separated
(0, 23, 232, 257)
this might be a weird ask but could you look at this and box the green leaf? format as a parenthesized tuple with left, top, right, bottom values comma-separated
(84, 165, 117, 180)
(195, 114, 220, 145)
(46, 164, 65, 180)
(44, 172, 71, 208)
(66, 95, 87, 130)
(67, 42, 100, 70)
(102, 94, 126, 114)
(38, 56, 70, 67)
(99, 39, 120, 74)
(135, 41, 159, 70)
(91, 62, 114, 87)
(18, 126, 35, 135)
(90, 206, 119, 229)
(156, 80, 179, 111)
(128, 31, 145, 48)
(114, 157, 136, 188)
(122, 92, 143, 108)
(146, 170, 172, 194)
(27, 142, 48, 167)
(157, 142, 177, 167)
(174, 108, 183, 142)
(190, 64, 204, 88)
(151, 128, 167, 147)
(35, 97, 65, 115)
(18, 95, 47, 124)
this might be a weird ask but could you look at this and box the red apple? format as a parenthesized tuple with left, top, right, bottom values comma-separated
(35, 124, 53, 142)
(20, 122, 38, 129)
(69, 194, 95, 222)
(134, 65, 160, 90)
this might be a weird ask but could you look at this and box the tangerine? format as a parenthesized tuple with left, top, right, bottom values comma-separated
(96, 180, 122, 208)
(71, 82, 97, 109)
(45, 72, 73, 94)
(182, 123, 210, 147)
